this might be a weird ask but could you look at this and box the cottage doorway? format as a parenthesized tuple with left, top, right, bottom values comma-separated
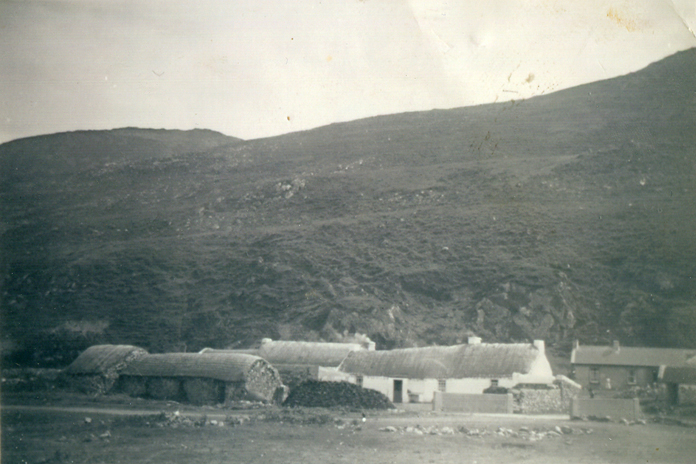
(393, 380, 403, 403)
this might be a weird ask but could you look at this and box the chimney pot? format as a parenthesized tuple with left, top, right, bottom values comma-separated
(613, 340, 620, 352)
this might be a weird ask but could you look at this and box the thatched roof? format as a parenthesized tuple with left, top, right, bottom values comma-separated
(120, 352, 274, 382)
(571, 344, 696, 367)
(338, 343, 544, 379)
(199, 348, 260, 356)
(259, 339, 363, 367)
(203, 339, 363, 367)
(65, 344, 148, 375)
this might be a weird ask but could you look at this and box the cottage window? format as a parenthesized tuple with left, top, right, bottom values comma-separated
(356, 375, 363, 387)
(590, 367, 600, 384)
(438, 379, 447, 392)
(628, 369, 637, 385)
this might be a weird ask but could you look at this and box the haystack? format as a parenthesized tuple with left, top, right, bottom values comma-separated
(63, 344, 148, 394)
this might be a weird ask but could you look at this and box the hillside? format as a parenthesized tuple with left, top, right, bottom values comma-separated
(1, 50, 695, 366)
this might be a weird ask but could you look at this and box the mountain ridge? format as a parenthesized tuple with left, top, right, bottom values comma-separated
(1, 49, 695, 366)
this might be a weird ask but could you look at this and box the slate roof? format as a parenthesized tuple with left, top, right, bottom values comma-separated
(203, 339, 364, 367)
(659, 365, 696, 384)
(571, 345, 696, 368)
(65, 344, 148, 375)
(338, 343, 544, 379)
(120, 352, 273, 382)
(658, 355, 696, 384)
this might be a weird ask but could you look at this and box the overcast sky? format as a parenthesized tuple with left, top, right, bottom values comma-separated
(1, 0, 695, 144)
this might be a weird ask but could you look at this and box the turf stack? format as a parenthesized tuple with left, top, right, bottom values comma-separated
(283, 380, 395, 409)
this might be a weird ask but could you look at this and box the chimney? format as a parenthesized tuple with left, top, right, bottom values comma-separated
(468, 336, 481, 345)
(572, 339, 580, 351)
(366, 341, 376, 351)
(533, 340, 545, 352)
(261, 338, 272, 345)
(612, 340, 620, 353)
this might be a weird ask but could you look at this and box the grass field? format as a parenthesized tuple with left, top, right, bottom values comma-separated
(3, 395, 695, 464)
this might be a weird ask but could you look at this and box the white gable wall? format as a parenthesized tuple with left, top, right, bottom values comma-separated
(316, 367, 354, 383)
(512, 350, 555, 385)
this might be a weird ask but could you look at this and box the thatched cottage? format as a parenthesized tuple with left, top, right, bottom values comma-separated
(63, 344, 148, 394)
(202, 338, 371, 387)
(338, 339, 554, 403)
(118, 352, 283, 405)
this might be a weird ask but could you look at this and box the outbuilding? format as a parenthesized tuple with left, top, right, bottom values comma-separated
(63, 344, 148, 394)
(118, 352, 283, 405)
(658, 355, 696, 405)
(202, 338, 370, 387)
(338, 339, 553, 403)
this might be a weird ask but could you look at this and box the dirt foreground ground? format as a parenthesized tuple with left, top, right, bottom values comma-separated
(2, 394, 696, 464)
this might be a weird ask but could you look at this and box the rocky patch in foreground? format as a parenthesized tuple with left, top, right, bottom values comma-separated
(378, 424, 597, 441)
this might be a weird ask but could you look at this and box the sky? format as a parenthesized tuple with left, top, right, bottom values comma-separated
(1, 0, 695, 144)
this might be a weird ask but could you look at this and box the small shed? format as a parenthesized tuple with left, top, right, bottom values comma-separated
(338, 340, 553, 403)
(63, 344, 148, 394)
(118, 352, 283, 405)
(658, 356, 696, 405)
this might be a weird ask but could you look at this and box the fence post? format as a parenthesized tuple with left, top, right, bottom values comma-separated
(433, 391, 442, 411)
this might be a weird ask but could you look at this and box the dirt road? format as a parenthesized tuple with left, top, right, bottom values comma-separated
(4, 402, 695, 464)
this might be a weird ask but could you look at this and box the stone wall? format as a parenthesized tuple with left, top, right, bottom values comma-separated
(679, 385, 696, 405)
(183, 378, 225, 405)
(515, 388, 564, 414)
(515, 381, 581, 414)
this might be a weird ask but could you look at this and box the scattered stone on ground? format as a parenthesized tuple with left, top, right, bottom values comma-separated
(368, 423, 589, 441)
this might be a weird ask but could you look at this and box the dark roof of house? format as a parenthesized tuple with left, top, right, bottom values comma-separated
(658, 355, 696, 384)
(65, 344, 148, 375)
(659, 365, 696, 384)
(338, 343, 544, 379)
(203, 339, 363, 367)
(571, 345, 696, 368)
(120, 352, 275, 382)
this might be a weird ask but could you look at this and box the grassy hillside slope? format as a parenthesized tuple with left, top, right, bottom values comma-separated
(1, 50, 695, 366)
